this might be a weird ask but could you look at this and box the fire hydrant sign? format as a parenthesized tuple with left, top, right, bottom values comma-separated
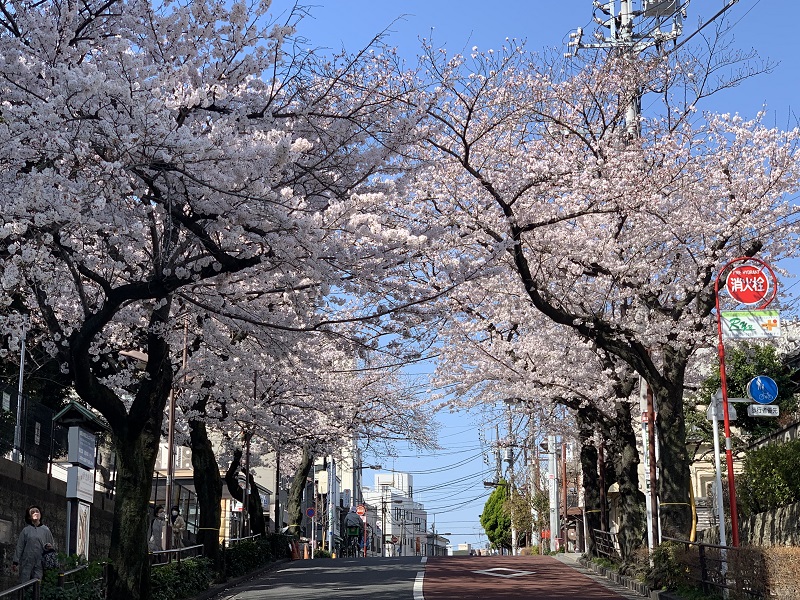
(721, 310, 780, 339)
(726, 265, 770, 305)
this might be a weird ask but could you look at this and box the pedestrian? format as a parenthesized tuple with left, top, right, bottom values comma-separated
(170, 505, 186, 548)
(149, 505, 165, 554)
(11, 505, 56, 583)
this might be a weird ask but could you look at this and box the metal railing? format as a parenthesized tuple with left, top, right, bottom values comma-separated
(55, 563, 108, 599)
(592, 529, 619, 560)
(0, 579, 40, 600)
(150, 543, 204, 566)
(225, 533, 262, 548)
(662, 536, 765, 599)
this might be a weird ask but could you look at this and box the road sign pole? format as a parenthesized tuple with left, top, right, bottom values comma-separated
(714, 256, 777, 548)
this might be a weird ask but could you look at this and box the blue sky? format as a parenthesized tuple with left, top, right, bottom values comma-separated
(295, 1, 800, 548)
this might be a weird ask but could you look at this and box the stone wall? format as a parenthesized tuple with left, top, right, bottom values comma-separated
(740, 500, 800, 546)
(0, 456, 115, 572)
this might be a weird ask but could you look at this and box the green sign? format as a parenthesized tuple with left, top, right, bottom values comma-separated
(721, 310, 780, 339)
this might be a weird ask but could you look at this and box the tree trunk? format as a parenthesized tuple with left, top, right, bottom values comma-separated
(654, 352, 692, 538)
(107, 421, 161, 600)
(287, 446, 314, 536)
(224, 449, 266, 537)
(189, 415, 223, 578)
(577, 409, 601, 556)
(609, 401, 646, 560)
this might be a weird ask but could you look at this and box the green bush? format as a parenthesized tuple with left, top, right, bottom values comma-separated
(225, 539, 274, 578)
(41, 556, 106, 600)
(647, 541, 687, 591)
(150, 557, 213, 600)
(738, 439, 800, 515)
(314, 549, 332, 558)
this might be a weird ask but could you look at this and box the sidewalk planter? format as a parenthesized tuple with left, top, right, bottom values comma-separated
(579, 556, 653, 598)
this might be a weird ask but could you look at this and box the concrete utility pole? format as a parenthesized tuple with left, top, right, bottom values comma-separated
(547, 435, 559, 551)
(12, 318, 27, 465)
(506, 406, 517, 555)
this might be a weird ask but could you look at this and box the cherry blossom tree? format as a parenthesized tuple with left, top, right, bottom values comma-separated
(407, 42, 800, 539)
(430, 280, 650, 557)
(0, 1, 434, 596)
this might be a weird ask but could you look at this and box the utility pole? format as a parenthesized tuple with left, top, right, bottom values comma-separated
(506, 406, 517, 556)
(561, 442, 568, 549)
(495, 424, 502, 483)
(567, 0, 744, 553)
(547, 435, 559, 552)
(12, 318, 27, 465)
(565, 0, 682, 552)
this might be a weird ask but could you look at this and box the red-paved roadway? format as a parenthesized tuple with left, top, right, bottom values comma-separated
(423, 555, 628, 600)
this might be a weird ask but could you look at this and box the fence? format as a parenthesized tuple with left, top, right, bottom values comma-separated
(592, 529, 619, 560)
(662, 536, 766, 599)
(55, 563, 109, 599)
(151, 543, 204, 567)
(0, 580, 39, 600)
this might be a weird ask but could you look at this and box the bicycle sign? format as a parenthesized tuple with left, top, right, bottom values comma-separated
(747, 376, 778, 405)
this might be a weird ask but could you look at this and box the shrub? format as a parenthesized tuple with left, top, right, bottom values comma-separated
(225, 538, 274, 578)
(41, 555, 106, 600)
(647, 541, 689, 590)
(150, 557, 214, 600)
(313, 549, 332, 558)
(763, 546, 800, 599)
(738, 439, 800, 515)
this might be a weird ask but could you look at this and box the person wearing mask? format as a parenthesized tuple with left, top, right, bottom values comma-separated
(170, 506, 186, 548)
(149, 505, 166, 553)
(12, 505, 55, 582)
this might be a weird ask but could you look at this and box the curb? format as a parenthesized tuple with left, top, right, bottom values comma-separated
(577, 556, 651, 597)
(191, 558, 292, 600)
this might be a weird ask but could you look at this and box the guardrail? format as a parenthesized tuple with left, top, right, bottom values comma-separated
(151, 543, 204, 566)
(0, 579, 40, 600)
(225, 533, 262, 548)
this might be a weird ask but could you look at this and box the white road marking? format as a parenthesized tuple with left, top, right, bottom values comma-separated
(414, 570, 425, 600)
(472, 567, 536, 578)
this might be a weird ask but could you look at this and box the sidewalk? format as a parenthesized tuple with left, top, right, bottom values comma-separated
(190, 558, 291, 600)
(552, 552, 683, 600)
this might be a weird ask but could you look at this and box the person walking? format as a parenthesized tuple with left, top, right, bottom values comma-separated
(149, 505, 166, 554)
(170, 505, 186, 549)
(12, 505, 55, 583)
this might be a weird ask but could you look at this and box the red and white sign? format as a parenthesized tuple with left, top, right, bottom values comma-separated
(356, 504, 366, 516)
(726, 265, 770, 305)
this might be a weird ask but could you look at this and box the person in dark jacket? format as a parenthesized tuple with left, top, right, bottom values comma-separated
(12, 505, 55, 582)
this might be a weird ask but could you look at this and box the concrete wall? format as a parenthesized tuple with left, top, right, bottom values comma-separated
(0, 457, 115, 572)
(740, 500, 800, 546)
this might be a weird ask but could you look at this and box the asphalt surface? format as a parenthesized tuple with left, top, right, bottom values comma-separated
(206, 553, 648, 600)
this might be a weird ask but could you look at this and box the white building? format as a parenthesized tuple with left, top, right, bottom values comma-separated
(363, 472, 428, 557)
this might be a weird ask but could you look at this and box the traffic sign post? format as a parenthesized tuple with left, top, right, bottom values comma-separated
(355, 505, 367, 557)
(714, 256, 779, 548)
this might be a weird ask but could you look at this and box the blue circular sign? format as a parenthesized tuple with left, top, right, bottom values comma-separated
(306, 507, 316, 518)
(747, 376, 779, 405)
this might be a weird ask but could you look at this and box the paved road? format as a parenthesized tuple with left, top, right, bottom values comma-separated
(210, 554, 638, 600)
(424, 555, 631, 599)
(213, 556, 422, 600)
